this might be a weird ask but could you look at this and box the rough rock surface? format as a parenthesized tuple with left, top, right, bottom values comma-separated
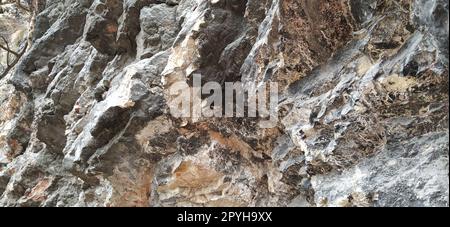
(0, 0, 448, 207)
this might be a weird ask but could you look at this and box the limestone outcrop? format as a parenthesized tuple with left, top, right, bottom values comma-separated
(0, 0, 448, 207)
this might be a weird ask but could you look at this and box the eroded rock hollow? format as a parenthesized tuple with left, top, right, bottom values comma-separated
(0, 0, 448, 207)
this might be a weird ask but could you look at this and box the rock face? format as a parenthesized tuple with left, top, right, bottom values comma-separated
(0, 0, 448, 207)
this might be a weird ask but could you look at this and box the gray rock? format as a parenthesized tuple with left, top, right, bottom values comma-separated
(312, 132, 449, 207)
(0, 0, 447, 207)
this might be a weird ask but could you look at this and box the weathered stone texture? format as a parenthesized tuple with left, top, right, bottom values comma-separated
(0, 0, 448, 207)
